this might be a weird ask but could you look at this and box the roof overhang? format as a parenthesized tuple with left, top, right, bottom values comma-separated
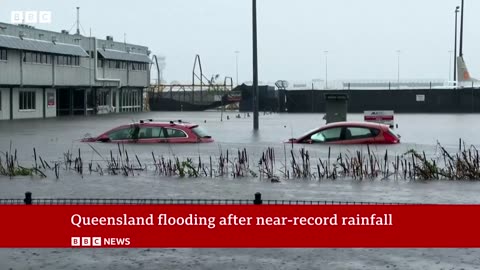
(98, 49, 151, 63)
(0, 34, 88, 57)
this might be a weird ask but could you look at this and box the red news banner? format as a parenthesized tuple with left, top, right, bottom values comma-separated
(0, 205, 479, 248)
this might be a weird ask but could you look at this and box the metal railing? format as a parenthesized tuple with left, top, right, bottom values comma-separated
(0, 192, 418, 205)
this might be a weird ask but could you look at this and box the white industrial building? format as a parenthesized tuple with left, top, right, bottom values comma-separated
(0, 22, 151, 120)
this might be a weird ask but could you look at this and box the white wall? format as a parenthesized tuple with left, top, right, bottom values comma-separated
(0, 50, 21, 85)
(12, 88, 43, 119)
(0, 88, 10, 120)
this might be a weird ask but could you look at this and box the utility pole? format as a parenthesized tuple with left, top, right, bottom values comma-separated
(235, 51, 240, 86)
(454, 6, 459, 81)
(396, 50, 401, 89)
(449, 50, 453, 81)
(324, 51, 328, 89)
(252, 0, 259, 130)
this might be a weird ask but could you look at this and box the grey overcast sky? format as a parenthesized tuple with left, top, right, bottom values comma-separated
(1, 0, 479, 84)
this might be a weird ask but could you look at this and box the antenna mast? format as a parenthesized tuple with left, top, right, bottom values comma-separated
(76, 7, 80, 35)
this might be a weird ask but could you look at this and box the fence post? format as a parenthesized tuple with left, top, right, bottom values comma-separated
(254, 192, 262, 205)
(24, 192, 32, 205)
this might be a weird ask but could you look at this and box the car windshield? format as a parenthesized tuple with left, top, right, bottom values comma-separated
(192, 126, 211, 138)
(310, 133, 325, 142)
(388, 128, 399, 138)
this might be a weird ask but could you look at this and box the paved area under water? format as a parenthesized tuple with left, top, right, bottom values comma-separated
(1, 111, 480, 269)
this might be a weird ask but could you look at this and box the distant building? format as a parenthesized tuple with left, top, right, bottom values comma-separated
(0, 22, 151, 120)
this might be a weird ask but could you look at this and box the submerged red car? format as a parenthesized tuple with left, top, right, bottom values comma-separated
(287, 121, 400, 144)
(81, 120, 213, 143)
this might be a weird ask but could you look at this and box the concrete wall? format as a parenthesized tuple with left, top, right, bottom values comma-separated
(54, 64, 90, 86)
(0, 88, 10, 120)
(11, 87, 43, 119)
(283, 88, 480, 113)
(129, 70, 149, 87)
(0, 50, 21, 85)
(23, 60, 53, 86)
(104, 69, 127, 87)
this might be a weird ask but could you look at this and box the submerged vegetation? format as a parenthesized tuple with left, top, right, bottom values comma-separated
(1, 140, 480, 181)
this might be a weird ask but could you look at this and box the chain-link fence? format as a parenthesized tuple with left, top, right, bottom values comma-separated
(0, 192, 419, 205)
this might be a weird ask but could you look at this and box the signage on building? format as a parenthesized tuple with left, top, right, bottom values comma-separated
(227, 92, 242, 102)
(416, 94, 425, 102)
(47, 92, 55, 107)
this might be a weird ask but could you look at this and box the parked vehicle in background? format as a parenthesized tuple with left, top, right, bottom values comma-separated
(81, 120, 213, 143)
(363, 110, 395, 129)
(287, 121, 400, 144)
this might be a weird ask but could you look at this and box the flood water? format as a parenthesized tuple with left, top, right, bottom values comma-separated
(1, 112, 480, 270)
(1, 111, 480, 202)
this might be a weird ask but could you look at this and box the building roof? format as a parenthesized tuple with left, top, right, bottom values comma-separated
(0, 34, 88, 56)
(98, 49, 151, 63)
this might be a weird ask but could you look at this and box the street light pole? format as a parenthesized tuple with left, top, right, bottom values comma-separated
(324, 51, 328, 89)
(396, 50, 401, 89)
(454, 6, 459, 82)
(459, 0, 464, 57)
(235, 51, 239, 86)
(449, 50, 453, 81)
(252, 0, 259, 130)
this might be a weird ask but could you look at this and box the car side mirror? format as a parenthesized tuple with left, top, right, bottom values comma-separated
(304, 139, 313, 144)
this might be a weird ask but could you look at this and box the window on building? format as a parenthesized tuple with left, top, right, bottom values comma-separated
(23, 51, 54, 64)
(55, 55, 80, 66)
(19, 91, 36, 110)
(130, 62, 147, 70)
(131, 62, 147, 71)
(0, 48, 7, 60)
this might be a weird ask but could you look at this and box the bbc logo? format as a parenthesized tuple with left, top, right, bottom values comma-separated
(11, 11, 52, 24)
(71, 237, 102, 247)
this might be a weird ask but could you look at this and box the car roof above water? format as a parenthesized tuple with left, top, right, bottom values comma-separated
(137, 120, 197, 128)
(323, 121, 389, 129)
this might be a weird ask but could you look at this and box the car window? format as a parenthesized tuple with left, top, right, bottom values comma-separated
(388, 128, 398, 138)
(165, 128, 187, 138)
(137, 127, 164, 138)
(108, 127, 136, 140)
(345, 127, 376, 140)
(310, 127, 342, 142)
